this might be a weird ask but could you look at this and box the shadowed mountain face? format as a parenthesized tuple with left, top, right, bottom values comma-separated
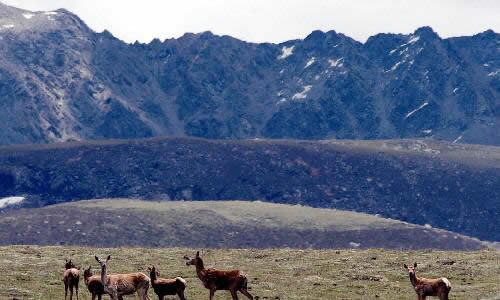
(0, 3, 499, 145)
(0, 137, 500, 242)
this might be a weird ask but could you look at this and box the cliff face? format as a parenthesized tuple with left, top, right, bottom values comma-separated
(0, 3, 499, 145)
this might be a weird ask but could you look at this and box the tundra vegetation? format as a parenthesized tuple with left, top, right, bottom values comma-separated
(1, 246, 499, 299)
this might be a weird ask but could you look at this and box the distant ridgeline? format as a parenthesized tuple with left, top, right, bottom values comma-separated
(0, 2, 499, 145)
(0, 137, 500, 242)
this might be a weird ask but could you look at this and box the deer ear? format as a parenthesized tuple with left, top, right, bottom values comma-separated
(403, 264, 408, 269)
(107, 255, 111, 262)
(95, 256, 100, 263)
(414, 262, 417, 268)
(88, 265, 91, 271)
(147, 267, 152, 272)
(196, 251, 200, 257)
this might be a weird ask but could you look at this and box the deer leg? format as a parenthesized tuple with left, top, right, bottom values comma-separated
(178, 290, 186, 300)
(76, 284, 79, 300)
(230, 289, 239, 300)
(209, 289, 215, 300)
(239, 289, 254, 300)
(64, 283, 68, 300)
(91, 294, 96, 300)
(69, 286, 74, 300)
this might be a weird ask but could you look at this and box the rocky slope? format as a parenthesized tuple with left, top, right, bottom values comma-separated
(1, 137, 500, 241)
(0, 2, 499, 145)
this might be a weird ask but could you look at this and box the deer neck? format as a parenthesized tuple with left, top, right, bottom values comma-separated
(195, 259, 207, 282)
(409, 272, 419, 288)
(150, 272, 157, 285)
(100, 265, 108, 287)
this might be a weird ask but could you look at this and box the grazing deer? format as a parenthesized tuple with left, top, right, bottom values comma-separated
(63, 259, 80, 300)
(404, 263, 451, 300)
(184, 251, 253, 300)
(83, 265, 105, 300)
(95, 255, 151, 300)
(148, 265, 187, 300)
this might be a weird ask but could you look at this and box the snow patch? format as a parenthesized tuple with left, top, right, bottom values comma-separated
(304, 57, 316, 69)
(328, 57, 344, 68)
(0, 196, 25, 209)
(453, 135, 463, 144)
(407, 36, 420, 44)
(278, 45, 295, 60)
(453, 87, 459, 94)
(314, 75, 321, 80)
(23, 13, 35, 19)
(349, 242, 361, 248)
(424, 224, 432, 229)
(2, 24, 14, 29)
(405, 102, 429, 119)
(292, 85, 312, 100)
(488, 70, 499, 77)
(389, 49, 398, 55)
(483, 63, 490, 67)
(422, 129, 432, 134)
(44, 11, 58, 15)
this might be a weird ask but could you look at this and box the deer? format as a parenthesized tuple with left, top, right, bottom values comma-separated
(184, 251, 253, 300)
(95, 255, 151, 300)
(148, 265, 187, 300)
(83, 265, 105, 300)
(63, 259, 80, 300)
(404, 263, 452, 300)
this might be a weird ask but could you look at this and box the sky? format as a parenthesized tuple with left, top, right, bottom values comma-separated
(2, 0, 500, 44)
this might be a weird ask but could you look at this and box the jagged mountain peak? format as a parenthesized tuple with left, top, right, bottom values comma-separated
(0, 2, 498, 146)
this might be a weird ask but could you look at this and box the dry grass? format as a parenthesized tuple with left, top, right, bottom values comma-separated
(0, 200, 485, 249)
(1, 246, 499, 299)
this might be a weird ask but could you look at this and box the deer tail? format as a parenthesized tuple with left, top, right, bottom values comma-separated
(176, 277, 187, 288)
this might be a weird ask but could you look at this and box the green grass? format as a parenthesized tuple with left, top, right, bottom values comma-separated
(0, 200, 485, 249)
(1, 246, 499, 299)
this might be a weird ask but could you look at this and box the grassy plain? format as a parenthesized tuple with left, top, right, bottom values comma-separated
(1, 246, 499, 300)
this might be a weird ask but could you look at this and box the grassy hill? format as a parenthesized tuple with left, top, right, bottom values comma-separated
(1, 137, 500, 241)
(1, 245, 499, 299)
(0, 199, 485, 250)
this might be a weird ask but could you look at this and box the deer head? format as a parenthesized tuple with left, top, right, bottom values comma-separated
(95, 255, 111, 268)
(65, 259, 76, 270)
(83, 265, 93, 280)
(184, 251, 201, 266)
(147, 266, 160, 278)
(404, 262, 418, 275)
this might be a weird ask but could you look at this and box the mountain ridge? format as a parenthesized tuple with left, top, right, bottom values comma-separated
(0, 2, 499, 145)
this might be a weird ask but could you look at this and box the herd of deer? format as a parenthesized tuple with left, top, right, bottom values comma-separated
(63, 253, 452, 300)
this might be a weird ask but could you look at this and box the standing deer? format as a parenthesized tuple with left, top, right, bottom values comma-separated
(404, 263, 451, 300)
(95, 255, 151, 300)
(184, 251, 253, 300)
(63, 259, 80, 300)
(83, 265, 105, 300)
(148, 265, 187, 300)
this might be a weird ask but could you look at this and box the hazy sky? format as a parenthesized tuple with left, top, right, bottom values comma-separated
(3, 0, 499, 44)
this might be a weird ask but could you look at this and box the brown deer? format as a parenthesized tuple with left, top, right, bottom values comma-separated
(83, 265, 105, 300)
(63, 259, 80, 300)
(184, 251, 253, 300)
(404, 263, 451, 300)
(148, 265, 187, 300)
(95, 255, 151, 300)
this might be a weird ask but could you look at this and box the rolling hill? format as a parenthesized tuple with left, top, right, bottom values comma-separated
(1, 137, 500, 241)
(0, 199, 486, 250)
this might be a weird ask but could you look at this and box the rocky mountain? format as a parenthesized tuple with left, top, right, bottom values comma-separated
(1, 137, 500, 242)
(0, 2, 499, 145)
